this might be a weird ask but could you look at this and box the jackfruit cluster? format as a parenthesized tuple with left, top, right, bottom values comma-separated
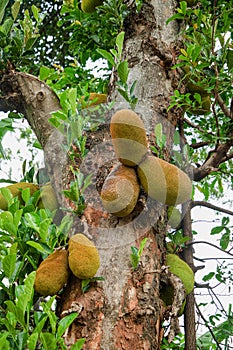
(34, 234, 100, 295)
(160, 254, 194, 316)
(100, 109, 192, 217)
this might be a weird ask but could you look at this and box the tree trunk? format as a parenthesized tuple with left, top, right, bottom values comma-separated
(0, 1, 186, 349)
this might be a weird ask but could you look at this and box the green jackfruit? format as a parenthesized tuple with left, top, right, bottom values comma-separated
(167, 206, 182, 229)
(110, 109, 148, 166)
(166, 254, 194, 295)
(137, 156, 192, 206)
(81, 0, 103, 13)
(34, 249, 69, 296)
(80, 93, 107, 108)
(37, 183, 59, 212)
(189, 95, 211, 115)
(68, 234, 100, 279)
(0, 182, 39, 210)
(100, 163, 140, 217)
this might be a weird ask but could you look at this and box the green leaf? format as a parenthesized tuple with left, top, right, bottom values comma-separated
(31, 5, 39, 22)
(38, 219, 52, 241)
(21, 187, 31, 205)
(117, 61, 129, 84)
(0, 18, 13, 35)
(70, 338, 86, 350)
(211, 226, 224, 235)
(39, 66, 51, 81)
(220, 231, 230, 250)
(0, 0, 10, 24)
(27, 333, 38, 350)
(26, 241, 51, 254)
(116, 31, 125, 59)
(138, 238, 148, 257)
(57, 313, 78, 338)
(96, 49, 115, 67)
(11, 0, 20, 21)
(40, 333, 57, 350)
(203, 272, 215, 282)
(3, 253, 17, 278)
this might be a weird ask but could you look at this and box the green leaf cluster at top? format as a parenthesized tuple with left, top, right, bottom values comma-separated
(0, 0, 44, 73)
(60, 0, 128, 66)
(168, 0, 233, 107)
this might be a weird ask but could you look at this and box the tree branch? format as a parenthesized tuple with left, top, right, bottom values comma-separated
(190, 200, 233, 216)
(188, 241, 233, 257)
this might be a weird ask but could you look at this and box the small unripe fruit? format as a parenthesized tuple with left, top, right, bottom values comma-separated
(68, 234, 100, 279)
(34, 249, 69, 296)
(110, 109, 148, 166)
(100, 163, 140, 217)
(81, 0, 103, 13)
(167, 206, 182, 229)
(37, 183, 59, 212)
(166, 254, 194, 295)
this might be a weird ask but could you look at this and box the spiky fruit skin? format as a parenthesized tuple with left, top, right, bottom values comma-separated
(167, 206, 182, 228)
(37, 183, 58, 212)
(100, 163, 140, 217)
(166, 254, 194, 295)
(0, 182, 39, 210)
(137, 156, 192, 206)
(34, 249, 69, 296)
(110, 109, 148, 167)
(81, 0, 103, 13)
(68, 234, 100, 279)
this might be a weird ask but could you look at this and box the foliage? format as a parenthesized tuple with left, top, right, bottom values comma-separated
(130, 237, 148, 270)
(0, 0, 232, 348)
(0, 187, 86, 348)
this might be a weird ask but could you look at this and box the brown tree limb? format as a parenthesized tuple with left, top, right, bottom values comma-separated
(190, 141, 211, 149)
(181, 201, 197, 350)
(190, 200, 233, 216)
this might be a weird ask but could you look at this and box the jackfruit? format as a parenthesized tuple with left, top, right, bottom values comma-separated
(166, 254, 194, 295)
(81, 92, 107, 108)
(167, 206, 182, 229)
(137, 156, 192, 206)
(68, 233, 100, 279)
(0, 182, 39, 210)
(81, 0, 103, 13)
(37, 183, 59, 212)
(100, 163, 140, 217)
(189, 95, 211, 115)
(34, 249, 69, 296)
(110, 109, 148, 166)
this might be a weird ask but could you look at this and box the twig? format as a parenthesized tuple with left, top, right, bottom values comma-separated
(184, 117, 215, 136)
(195, 302, 222, 350)
(188, 241, 233, 257)
(190, 200, 233, 216)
